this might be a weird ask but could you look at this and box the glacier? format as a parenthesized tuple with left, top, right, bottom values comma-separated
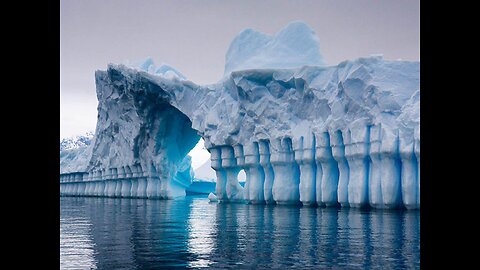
(60, 21, 419, 209)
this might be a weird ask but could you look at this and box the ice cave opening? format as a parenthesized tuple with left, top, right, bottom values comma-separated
(187, 138, 211, 171)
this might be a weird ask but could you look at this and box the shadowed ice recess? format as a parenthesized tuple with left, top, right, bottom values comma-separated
(60, 21, 420, 209)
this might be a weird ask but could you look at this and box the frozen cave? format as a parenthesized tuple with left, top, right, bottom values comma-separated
(60, 21, 420, 209)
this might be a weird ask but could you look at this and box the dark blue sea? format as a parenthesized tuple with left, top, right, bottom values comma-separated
(60, 196, 420, 269)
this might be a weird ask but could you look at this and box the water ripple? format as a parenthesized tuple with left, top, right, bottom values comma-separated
(60, 197, 419, 269)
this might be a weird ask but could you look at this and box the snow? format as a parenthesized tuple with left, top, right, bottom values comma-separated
(60, 21, 419, 209)
(60, 131, 94, 151)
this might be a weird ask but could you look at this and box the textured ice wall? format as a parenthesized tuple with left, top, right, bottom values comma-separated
(60, 22, 419, 208)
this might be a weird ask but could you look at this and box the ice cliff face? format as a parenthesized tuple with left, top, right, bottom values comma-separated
(60, 21, 419, 209)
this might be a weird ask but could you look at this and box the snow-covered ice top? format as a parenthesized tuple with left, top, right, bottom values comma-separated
(224, 21, 325, 75)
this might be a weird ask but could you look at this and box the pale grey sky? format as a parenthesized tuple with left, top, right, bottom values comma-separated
(60, 0, 419, 139)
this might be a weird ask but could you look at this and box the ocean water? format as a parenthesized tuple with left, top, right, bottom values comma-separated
(60, 196, 420, 269)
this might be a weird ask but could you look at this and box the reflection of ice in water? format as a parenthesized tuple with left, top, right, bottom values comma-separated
(187, 198, 216, 268)
(60, 216, 97, 269)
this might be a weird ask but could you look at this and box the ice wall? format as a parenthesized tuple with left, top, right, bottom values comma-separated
(60, 22, 419, 209)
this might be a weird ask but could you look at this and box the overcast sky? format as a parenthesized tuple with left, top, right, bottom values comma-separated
(60, 0, 419, 141)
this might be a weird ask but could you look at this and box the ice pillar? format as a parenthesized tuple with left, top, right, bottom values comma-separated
(400, 130, 419, 210)
(380, 128, 402, 209)
(210, 147, 228, 203)
(234, 145, 249, 201)
(114, 168, 122, 197)
(414, 129, 420, 209)
(146, 164, 161, 199)
(221, 145, 244, 202)
(259, 141, 275, 204)
(136, 167, 148, 198)
(129, 166, 139, 198)
(293, 134, 317, 206)
(243, 142, 265, 204)
(344, 126, 370, 208)
(95, 179, 105, 197)
(330, 131, 350, 207)
(271, 137, 300, 205)
(121, 166, 132, 198)
(369, 125, 383, 208)
(105, 170, 116, 197)
(315, 132, 339, 207)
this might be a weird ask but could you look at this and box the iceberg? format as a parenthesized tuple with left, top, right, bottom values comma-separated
(60, 21, 419, 209)
(224, 21, 325, 74)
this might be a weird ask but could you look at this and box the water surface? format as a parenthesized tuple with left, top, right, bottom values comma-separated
(60, 196, 419, 269)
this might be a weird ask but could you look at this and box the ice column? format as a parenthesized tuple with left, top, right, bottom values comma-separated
(129, 166, 139, 198)
(146, 164, 160, 199)
(221, 145, 244, 202)
(243, 142, 265, 204)
(72, 175, 79, 196)
(67, 175, 73, 196)
(81, 179, 87, 196)
(121, 166, 132, 198)
(380, 128, 402, 208)
(114, 168, 122, 197)
(73, 173, 80, 196)
(98, 169, 106, 197)
(137, 166, 148, 198)
(118, 167, 126, 179)
(271, 137, 300, 205)
(96, 178, 106, 197)
(79, 173, 87, 196)
(80, 174, 86, 196)
(400, 130, 419, 209)
(79, 175, 86, 196)
(81, 173, 89, 196)
(94, 171, 101, 196)
(330, 131, 350, 207)
(259, 141, 275, 204)
(92, 169, 103, 196)
(65, 176, 69, 195)
(210, 147, 228, 203)
(369, 125, 384, 208)
(85, 171, 95, 196)
(62, 176, 67, 195)
(315, 132, 339, 207)
(293, 134, 317, 206)
(344, 126, 370, 208)
(234, 145, 249, 201)
(59, 176, 64, 195)
(105, 169, 116, 197)
(60, 175, 65, 196)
